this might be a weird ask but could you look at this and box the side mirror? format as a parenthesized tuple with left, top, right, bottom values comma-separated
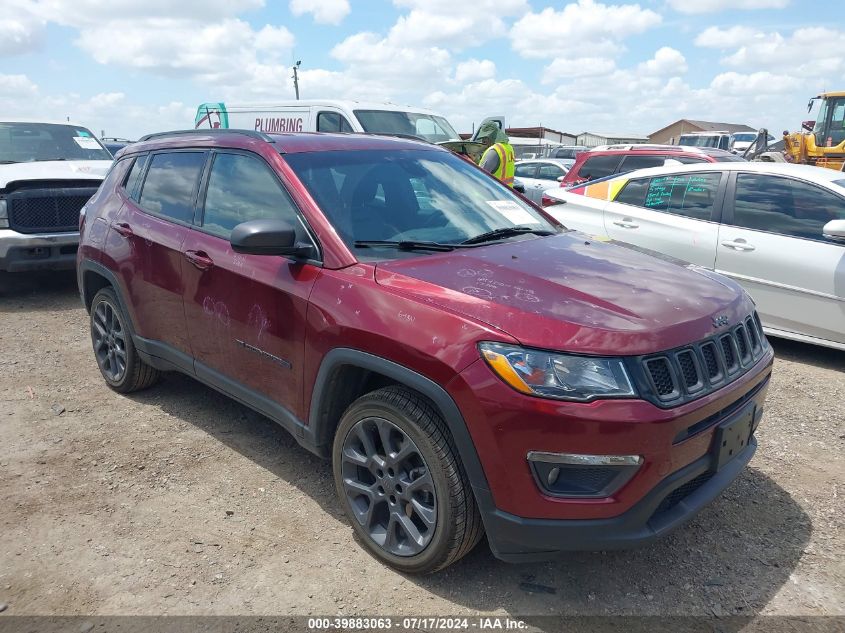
(230, 219, 312, 258)
(513, 181, 526, 194)
(822, 219, 845, 242)
(556, 176, 565, 182)
(802, 120, 815, 132)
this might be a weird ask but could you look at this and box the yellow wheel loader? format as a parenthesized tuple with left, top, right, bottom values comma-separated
(783, 92, 845, 171)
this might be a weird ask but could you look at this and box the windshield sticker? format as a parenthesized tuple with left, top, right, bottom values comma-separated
(485, 200, 537, 226)
(75, 130, 92, 137)
(74, 136, 102, 150)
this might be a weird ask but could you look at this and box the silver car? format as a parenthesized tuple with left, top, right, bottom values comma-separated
(543, 162, 845, 350)
(514, 158, 572, 204)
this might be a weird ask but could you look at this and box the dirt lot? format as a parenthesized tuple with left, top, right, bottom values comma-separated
(0, 271, 843, 619)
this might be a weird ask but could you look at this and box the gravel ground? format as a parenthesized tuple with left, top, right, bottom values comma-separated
(0, 271, 842, 619)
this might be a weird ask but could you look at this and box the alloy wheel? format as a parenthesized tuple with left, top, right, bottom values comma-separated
(92, 300, 127, 382)
(340, 416, 438, 557)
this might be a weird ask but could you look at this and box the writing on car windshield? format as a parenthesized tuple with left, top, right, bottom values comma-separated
(284, 148, 553, 258)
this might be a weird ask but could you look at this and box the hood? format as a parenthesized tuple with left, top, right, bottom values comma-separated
(0, 160, 112, 189)
(375, 233, 753, 356)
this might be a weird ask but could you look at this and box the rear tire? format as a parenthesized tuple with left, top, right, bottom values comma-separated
(332, 386, 483, 573)
(90, 287, 160, 393)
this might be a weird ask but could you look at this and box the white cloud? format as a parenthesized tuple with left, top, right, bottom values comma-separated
(0, 1, 46, 56)
(75, 18, 294, 83)
(668, 0, 789, 14)
(289, 0, 350, 25)
(0, 81, 194, 139)
(0, 73, 39, 99)
(638, 47, 687, 75)
(454, 59, 496, 82)
(331, 32, 451, 86)
(709, 71, 794, 96)
(39, 0, 265, 23)
(541, 57, 617, 83)
(510, 0, 662, 59)
(694, 26, 760, 48)
(720, 27, 845, 77)
(389, 0, 528, 47)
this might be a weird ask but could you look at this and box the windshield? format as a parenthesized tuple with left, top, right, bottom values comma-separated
(0, 122, 111, 163)
(731, 133, 756, 142)
(353, 110, 460, 143)
(678, 135, 722, 148)
(284, 148, 556, 259)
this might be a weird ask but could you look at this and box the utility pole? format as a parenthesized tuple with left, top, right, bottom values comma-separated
(292, 60, 301, 100)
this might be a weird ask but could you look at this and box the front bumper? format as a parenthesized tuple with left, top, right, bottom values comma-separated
(449, 346, 773, 561)
(482, 435, 756, 562)
(0, 229, 79, 272)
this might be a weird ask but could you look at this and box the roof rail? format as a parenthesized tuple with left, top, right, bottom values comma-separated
(138, 129, 275, 143)
(590, 143, 693, 152)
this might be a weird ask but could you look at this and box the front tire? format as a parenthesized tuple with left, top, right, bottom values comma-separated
(332, 386, 483, 573)
(90, 287, 160, 393)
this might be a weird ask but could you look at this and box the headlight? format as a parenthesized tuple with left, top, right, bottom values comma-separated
(0, 199, 7, 228)
(479, 342, 636, 402)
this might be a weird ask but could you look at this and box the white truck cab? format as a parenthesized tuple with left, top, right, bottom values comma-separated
(677, 131, 732, 152)
(0, 120, 113, 273)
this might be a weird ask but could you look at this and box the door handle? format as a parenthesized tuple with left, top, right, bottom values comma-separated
(184, 250, 214, 270)
(112, 222, 133, 238)
(613, 218, 639, 229)
(721, 239, 756, 252)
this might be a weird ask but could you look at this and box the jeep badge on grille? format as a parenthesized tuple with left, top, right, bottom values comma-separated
(712, 315, 730, 328)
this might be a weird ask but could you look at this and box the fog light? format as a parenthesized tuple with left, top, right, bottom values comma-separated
(527, 451, 643, 498)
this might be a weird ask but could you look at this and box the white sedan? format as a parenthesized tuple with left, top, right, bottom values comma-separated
(542, 162, 845, 350)
(514, 158, 572, 204)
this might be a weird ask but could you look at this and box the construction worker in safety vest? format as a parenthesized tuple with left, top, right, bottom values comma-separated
(476, 122, 515, 187)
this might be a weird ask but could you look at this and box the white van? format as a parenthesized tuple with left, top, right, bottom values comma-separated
(194, 100, 504, 148)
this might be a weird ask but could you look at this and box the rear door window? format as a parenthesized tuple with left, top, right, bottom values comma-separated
(138, 152, 207, 224)
(576, 155, 622, 181)
(643, 173, 722, 220)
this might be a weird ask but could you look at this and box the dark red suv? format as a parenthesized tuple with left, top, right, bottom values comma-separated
(561, 144, 744, 187)
(77, 130, 773, 573)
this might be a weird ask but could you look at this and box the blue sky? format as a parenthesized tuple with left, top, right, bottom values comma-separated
(2, 0, 844, 139)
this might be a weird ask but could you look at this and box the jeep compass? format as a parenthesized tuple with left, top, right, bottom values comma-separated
(78, 130, 774, 573)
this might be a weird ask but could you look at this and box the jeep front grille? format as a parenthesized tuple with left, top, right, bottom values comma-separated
(640, 313, 767, 407)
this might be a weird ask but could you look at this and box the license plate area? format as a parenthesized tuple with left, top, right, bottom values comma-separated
(712, 403, 755, 471)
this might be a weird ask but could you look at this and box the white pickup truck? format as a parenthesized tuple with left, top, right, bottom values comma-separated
(0, 120, 113, 272)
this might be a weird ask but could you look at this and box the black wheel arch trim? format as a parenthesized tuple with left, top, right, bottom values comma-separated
(309, 348, 493, 499)
(78, 259, 138, 334)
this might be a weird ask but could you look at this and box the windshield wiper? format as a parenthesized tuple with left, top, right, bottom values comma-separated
(0, 160, 18, 164)
(354, 240, 460, 252)
(460, 226, 555, 245)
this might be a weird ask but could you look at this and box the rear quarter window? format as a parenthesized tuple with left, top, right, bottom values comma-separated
(614, 178, 650, 206)
(123, 154, 148, 200)
(577, 155, 622, 181)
